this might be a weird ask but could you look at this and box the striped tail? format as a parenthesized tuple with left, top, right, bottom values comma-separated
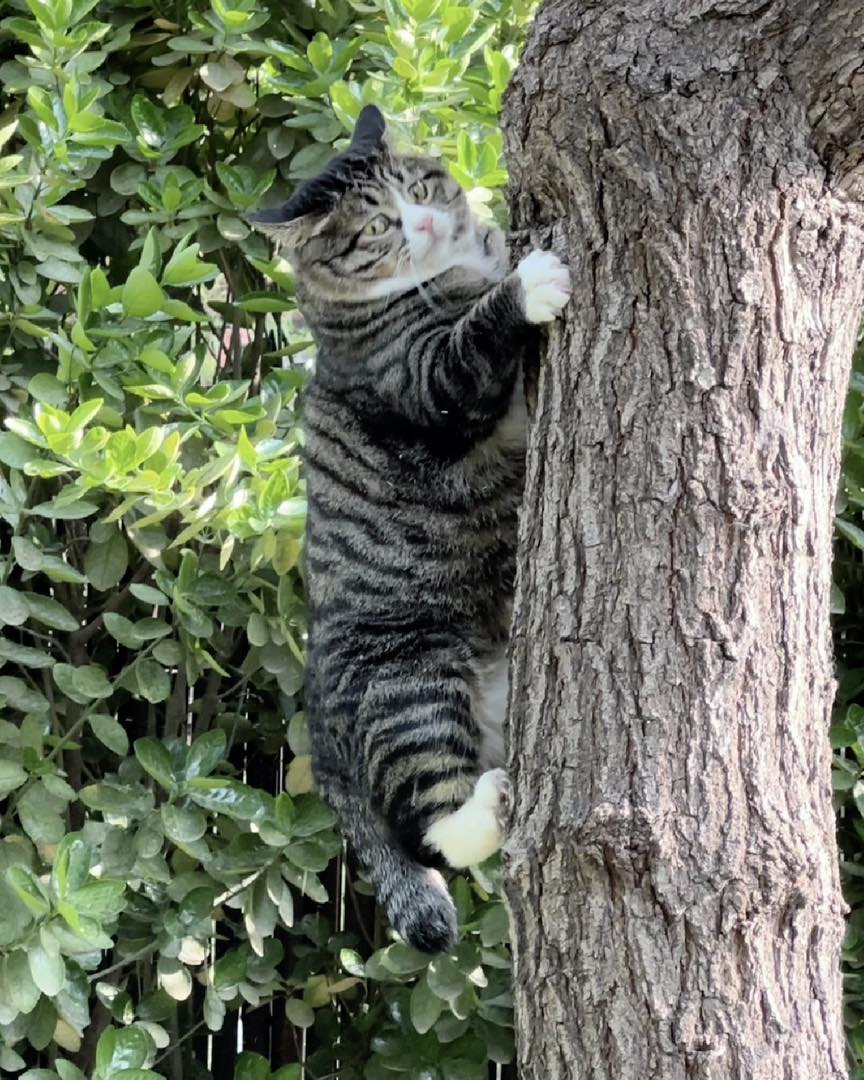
(328, 788, 457, 953)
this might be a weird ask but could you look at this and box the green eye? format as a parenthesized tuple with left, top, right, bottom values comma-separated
(364, 214, 389, 236)
(408, 179, 430, 202)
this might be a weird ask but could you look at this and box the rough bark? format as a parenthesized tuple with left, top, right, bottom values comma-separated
(503, 3, 864, 1078)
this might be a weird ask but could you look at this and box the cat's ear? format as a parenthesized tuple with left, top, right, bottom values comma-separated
(350, 105, 388, 152)
(246, 205, 330, 250)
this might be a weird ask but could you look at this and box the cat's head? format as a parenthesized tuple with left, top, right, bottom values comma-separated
(247, 106, 506, 300)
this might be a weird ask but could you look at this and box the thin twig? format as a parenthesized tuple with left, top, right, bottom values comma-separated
(88, 943, 156, 983)
(153, 1019, 207, 1066)
(70, 562, 151, 648)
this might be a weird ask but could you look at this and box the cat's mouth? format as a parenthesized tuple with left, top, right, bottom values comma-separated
(409, 233, 437, 263)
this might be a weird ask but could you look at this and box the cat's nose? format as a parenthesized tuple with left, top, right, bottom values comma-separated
(415, 214, 435, 235)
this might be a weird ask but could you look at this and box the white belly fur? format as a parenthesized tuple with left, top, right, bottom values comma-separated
(470, 648, 508, 769)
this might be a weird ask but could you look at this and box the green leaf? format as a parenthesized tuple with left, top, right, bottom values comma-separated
(0, 585, 29, 626)
(161, 803, 207, 844)
(167, 35, 212, 53)
(236, 293, 294, 313)
(0, 638, 54, 668)
(285, 839, 331, 872)
(234, 1052, 270, 1080)
(134, 737, 175, 790)
(185, 729, 226, 779)
(107, 1072, 163, 1080)
(411, 975, 444, 1034)
(285, 997, 315, 1028)
(84, 531, 128, 591)
(18, 783, 65, 844)
(68, 399, 103, 432)
(0, 432, 40, 467)
(340, 948, 366, 978)
(110, 163, 147, 195)
(67, 879, 126, 919)
(89, 714, 129, 756)
(79, 782, 153, 819)
(204, 985, 226, 1032)
(186, 778, 268, 821)
(130, 95, 166, 146)
(162, 240, 217, 287)
(103, 612, 140, 648)
(139, 348, 175, 375)
(287, 712, 311, 755)
(379, 942, 430, 975)
(28, 942, 66, 996)
(130, 584, 169, 607)
(438, 1059, 484, 1080)
(475, 1018, 514, 1064)
(153, 639, 182, 665)
(96, 1026, 148, 1075)
(271, 1068, 301, 1080)
(28, 374, 68, 409)
(478, 904, 509, 947)
(72, 664, 113, 700)
(55, 1062, 86, 1080)
(53, 663, 91, 705)
(30, 498, 100, 520)
(135, 660, 172, 703)
(132, 618, 171, 641)
(11, 535, 46, 571)
(291, 794, 336, 837)
(54, 834, 91, 897)
(5, 949, 40, 1014)
(0, 760, 28, 797)
(427, 956, 467, 1002)
(837, 517, 864, 551)
(24, 593, 79, 631)
(122, 267, 164, 317)
(7, 865, 50, 915)
(0, 676, 50, 713)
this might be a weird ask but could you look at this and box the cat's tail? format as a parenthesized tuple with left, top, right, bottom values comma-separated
(327, 788, 458, 953)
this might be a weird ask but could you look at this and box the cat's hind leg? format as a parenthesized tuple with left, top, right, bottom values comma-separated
(361, 652, 508, 869)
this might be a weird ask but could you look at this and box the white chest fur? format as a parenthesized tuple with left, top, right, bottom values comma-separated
(470, 647, 508, 769)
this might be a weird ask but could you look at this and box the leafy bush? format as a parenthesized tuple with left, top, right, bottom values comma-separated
(834, 328, 864, 1078)
(0, 0, 534, 1076)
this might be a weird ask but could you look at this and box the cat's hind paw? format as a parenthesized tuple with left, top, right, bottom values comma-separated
(516, 250, 571, 324)
(424, 769, 509, 868)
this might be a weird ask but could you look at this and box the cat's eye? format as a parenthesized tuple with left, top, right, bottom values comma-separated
(364, 214, 389, 236)
(408, 179, 431, 203)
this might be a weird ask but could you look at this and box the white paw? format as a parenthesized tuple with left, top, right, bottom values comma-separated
(473, 768, 508, 810)
(424, 769, 509, 868)
(516, 249, 571, 324)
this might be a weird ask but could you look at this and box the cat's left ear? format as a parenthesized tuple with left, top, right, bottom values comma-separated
(246, 205, 330, 250)
(350, 105, 389, 152)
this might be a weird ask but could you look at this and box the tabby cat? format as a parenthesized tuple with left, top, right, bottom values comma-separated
(248, 106, 570, 952)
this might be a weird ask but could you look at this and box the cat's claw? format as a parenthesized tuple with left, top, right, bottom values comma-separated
(516, 250, 571, 324)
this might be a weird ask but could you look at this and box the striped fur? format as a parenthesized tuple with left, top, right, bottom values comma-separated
(249, 107, 569, 952)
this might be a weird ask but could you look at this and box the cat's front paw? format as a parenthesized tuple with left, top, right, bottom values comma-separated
(474, 767, 510, 833)
(516, 250, 571, 324)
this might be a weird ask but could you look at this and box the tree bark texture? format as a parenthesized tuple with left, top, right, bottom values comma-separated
(503, 3, 864, 1078)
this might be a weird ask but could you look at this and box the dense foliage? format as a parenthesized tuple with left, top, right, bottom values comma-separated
(3, 1, 863, 1077)
(0, 0, 534, 1077)
(833, 328, 864, 1078)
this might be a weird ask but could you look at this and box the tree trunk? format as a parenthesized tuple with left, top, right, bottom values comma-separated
(503, 3, 864, 1077)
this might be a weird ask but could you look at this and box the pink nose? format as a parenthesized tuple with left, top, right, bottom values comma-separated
(415, 214, 435, 235)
